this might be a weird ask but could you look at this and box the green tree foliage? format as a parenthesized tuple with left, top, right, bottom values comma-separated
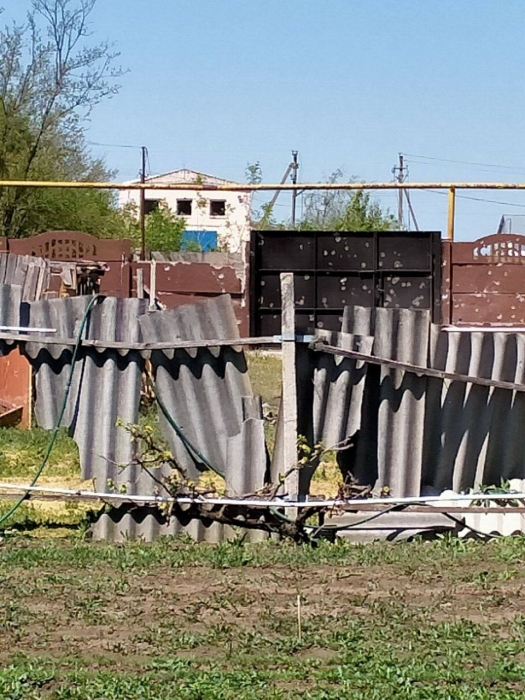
(120, 202, 186, 253)
(247, 164, 396, 231)
(0, 0, 124, 238)
(298, 170, 396, 231)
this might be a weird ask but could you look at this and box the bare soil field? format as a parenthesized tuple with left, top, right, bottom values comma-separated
(2, 536, 525, 698)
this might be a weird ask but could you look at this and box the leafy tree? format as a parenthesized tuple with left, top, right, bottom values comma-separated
(0, 0, 123, 238)
(299, 170, 396, 231)
(246, 162, 278, 229)
(247, 164, 396, 231)
(120, 202, 186, 253)
(245, 161, 262, 185)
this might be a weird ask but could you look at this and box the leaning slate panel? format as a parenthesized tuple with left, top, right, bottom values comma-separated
(25, 296, 148, 491)
(0, 284, 23, 355)
(138, 295, 254, 480)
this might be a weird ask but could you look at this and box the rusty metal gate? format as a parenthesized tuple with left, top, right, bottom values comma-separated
(250, 230, 442, 335)
(446, 234, 525, 325)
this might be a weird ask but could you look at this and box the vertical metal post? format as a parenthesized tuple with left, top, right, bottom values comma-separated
(140, 146, 147, 260)
(447, 187, 456, 241)
(280, 272, 298, 501)
(291, 150, 299, 227)
(397, 154, 404, 228)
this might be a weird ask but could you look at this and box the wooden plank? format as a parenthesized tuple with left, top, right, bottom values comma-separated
(312, 339, 525, 393)
(0, 332, 278, 350)
(280, 273, 299, 500)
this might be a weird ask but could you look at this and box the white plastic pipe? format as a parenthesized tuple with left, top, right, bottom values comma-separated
(0, 482, 524, 508)
(442, 326, 525, 334)
(0, 326, 57, 333)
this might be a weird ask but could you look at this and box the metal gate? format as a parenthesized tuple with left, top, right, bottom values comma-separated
(250, 230, 442, 335)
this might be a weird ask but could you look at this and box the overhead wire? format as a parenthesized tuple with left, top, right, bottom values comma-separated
(402, 152, 525, 172)
(421, 188, 525, 209)
(87, 141, 142, 150)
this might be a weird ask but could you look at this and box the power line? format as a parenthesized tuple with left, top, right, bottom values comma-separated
(422, 188, 525, 208)
(405, 159, 525, 177)
(87, 141, 141, 150)
(402, 152, 525, 172)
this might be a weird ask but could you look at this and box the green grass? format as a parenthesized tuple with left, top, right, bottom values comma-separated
(0, 426, 80, 480)
(0, 353, 281, 485)
(1, 536, 525, 698)
(246, 351, 282, 413)
(246, 351, 281, 455)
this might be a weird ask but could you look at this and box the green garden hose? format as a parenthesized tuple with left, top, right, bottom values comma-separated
(0, 294, 100, 529)
(146, 370, 223, 477)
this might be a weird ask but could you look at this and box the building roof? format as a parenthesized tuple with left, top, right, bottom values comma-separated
(125, 169, 239, 187)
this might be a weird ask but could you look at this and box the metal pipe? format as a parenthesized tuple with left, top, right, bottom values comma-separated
(3, 180, 525, 191)
(0, 481, 525, 508)
(140, 146, 147, 260)
(291, 150, 299, 226)
(447, 187, 456, 241)
(0, 332, 281, 349)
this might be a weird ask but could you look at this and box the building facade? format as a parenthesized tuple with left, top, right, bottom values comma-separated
(118, 169, 252, 253)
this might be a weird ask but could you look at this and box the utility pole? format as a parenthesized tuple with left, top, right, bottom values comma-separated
(291, 150, 299, 227)
(266, 151, 300, 226)
(140, 146, 147, 260)
(392, 153, 406, 228)
(404, 190, 419, 232)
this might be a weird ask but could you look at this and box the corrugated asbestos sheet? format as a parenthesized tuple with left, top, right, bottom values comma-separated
(138, 295, 268, 488)
(324, 304, 525, 498)
(4, 282, 525, 541)
(0, 282, 22, 336)
(91, 505, 268, 543)
(26, 296, 149, 492)
(424, 327, 525, 493)
(150, 251, 244, 269)
(15, 292, 269, 538)
(278, 329, 374, 494)
(324, 511, 455, 543)
(310, 330, 373, 450)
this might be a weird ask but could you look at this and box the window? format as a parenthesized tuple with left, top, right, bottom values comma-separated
(144, 199, 160, 215)
(210, 199, 226, 217)
(177, 199, 192, 216)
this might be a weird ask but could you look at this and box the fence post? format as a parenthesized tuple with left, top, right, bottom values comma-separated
(447, 188, 456, 241)
(149, 260, 157, 310)
(280, 272, 298, 501)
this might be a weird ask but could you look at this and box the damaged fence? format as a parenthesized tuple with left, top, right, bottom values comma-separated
(311, 304, 525, 499)
(0, 287, 271, 541)
(1, 268, 525, 541)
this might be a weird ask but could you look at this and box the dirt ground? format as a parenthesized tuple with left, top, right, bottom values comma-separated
(1, 560, 522, 660)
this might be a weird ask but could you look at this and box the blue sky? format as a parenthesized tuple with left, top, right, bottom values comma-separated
(6, 0, 525, 239)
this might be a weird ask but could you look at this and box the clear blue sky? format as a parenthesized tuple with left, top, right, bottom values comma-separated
(7, 0, 525, 239)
